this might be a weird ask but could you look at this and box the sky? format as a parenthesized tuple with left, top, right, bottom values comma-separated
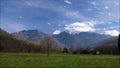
(0, 0, 120, 36)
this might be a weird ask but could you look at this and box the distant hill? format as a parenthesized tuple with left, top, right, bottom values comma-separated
(53, 31, 113, 48)
(93, 37, 119, 54)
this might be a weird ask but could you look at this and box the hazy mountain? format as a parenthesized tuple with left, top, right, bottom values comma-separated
(53, 31, 113, 48)
(52, 32, 75, 47)
(94, 37, 118, 46)
(12, 29, 47, 42)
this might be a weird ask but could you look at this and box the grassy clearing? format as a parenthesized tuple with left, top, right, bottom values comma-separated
(0, 53, 119, 68)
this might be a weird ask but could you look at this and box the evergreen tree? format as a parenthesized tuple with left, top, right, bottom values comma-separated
(62, 47, 68, 53)
(118, 34, 120, 54)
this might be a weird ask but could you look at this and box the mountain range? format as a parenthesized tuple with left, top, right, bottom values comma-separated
(1, 29, 119, 54)
(12, 29, 115, 48)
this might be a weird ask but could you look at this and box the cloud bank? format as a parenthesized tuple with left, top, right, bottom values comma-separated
(53, 30, 61, 35)
(64, 21, 95, 34)
(104, 30, 119, 36)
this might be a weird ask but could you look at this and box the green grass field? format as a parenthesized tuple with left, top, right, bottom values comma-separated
(0, 53, 119, 68)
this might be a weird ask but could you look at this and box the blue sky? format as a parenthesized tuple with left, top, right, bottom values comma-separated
(0, 0, 119, 36)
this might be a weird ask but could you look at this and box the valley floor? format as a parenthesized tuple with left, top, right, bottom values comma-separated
(0, 53, 119, 68)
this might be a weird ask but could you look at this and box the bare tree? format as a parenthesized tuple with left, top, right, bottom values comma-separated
(42, 36, 56, 57)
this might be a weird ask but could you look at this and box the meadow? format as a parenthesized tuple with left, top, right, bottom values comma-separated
(0, 53, 119, 68)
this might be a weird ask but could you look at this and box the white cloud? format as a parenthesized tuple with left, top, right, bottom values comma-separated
(87, 9, 93, 11)
(24, 0, 87, 21)
(64, 0, 72, 5)
(115, 2, 119, 5)
(86, 20, 97, 27)
(64, 22, 95, 34)
(8, 23, 25, 31)
(65, 11, 87, 20)
(58, 24, 61, 26)
(94, 6, 99, 10)
(91, 1, 98, 6)
(18, 16, 23, 19)
(1, 17, 26, 33)
(53, 30, 61, 35)
(47, 23, 51, 26)
(2, 21, 26, 32)
(104, 30, 119, 36)
(108, 13, 111, 16)
(94, 0, 119, 22)
(103, 28, 106, 31)
(104, 6, 109, 9)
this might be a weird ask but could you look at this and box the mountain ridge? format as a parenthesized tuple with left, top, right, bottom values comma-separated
(12, 29, 114, 48)
(12, 29, 47, 42)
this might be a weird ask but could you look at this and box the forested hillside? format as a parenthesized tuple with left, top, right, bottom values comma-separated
(0, 29, 61, 53)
